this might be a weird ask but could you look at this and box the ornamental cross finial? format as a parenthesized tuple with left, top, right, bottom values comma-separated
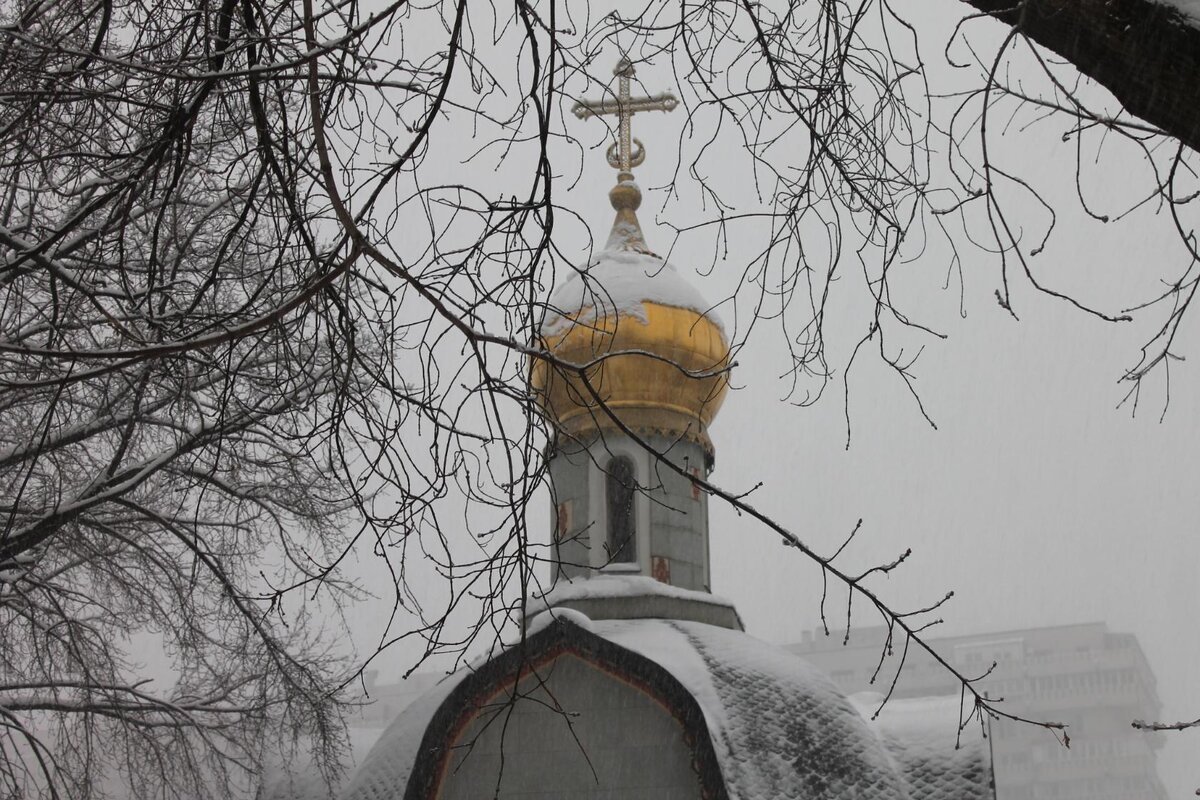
(571, 57, 678, 175)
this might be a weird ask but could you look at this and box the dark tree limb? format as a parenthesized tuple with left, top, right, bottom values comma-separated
(964, 0, 1200, 152)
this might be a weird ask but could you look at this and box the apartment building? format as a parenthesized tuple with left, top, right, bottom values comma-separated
(788, 622, 1167, 800)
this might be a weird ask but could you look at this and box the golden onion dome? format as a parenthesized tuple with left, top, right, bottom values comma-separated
(532, 177, 730, 457)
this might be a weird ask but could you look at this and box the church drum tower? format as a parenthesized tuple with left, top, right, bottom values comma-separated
(531, 56, 729, 596)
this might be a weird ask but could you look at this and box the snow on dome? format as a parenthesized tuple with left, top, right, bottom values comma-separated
(541, 247, 724, 337)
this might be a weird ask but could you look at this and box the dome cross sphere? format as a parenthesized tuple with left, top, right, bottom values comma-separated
(572, 57, 678, 175)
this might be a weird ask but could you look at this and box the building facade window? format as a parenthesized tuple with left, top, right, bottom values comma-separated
(605, 455, 637, 563)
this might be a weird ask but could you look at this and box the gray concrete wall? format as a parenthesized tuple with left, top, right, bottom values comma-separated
(438, 655, 702, 800)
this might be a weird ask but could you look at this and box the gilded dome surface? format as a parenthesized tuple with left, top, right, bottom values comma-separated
(531, 180, 729, 452)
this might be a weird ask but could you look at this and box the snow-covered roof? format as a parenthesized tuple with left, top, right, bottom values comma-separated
(598, 618, 909, 799)
(337, 615, 990, 800)
(853, 693, 994, 800)
(530, 572, 736, 610)
(338, 670, 468, 800)
(541, 247, 724, 337)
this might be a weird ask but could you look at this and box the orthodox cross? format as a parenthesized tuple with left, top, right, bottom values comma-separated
(571, 57, 678, 175)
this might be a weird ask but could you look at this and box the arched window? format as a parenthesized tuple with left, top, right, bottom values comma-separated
(605, 456, 637, 563)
